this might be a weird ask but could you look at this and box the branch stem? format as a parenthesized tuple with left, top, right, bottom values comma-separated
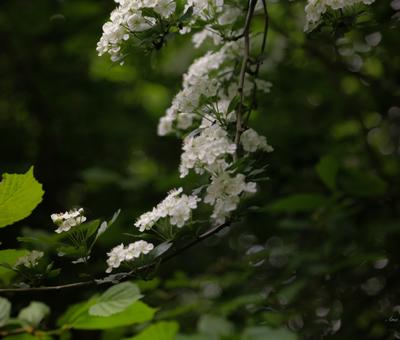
(0, 223, 229, 293)
(234, 0, 258, 161)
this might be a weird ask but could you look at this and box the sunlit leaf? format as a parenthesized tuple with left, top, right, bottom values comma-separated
(0, 297, 11, 327)
(125, 321, 179, 340)
(18, 301, 50, 327)
(0, 167, 44, 228)
(72, 301, 155, 330)
(89, 282, 142, 317)
(0, 249, 29, 284)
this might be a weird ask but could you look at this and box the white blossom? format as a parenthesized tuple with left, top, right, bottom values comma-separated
(134, 188, 200, 231)
(218, 6, 241, 25)
(305, 0, 376, 31)
(154, 0, 176, 18)
(240, 128, 274, 153)
(192, 26, 222, 48)
(204, 172, 257, 224)
(179, 124, 236, 177)
(97, 0, 178, 62)
(14, 250, 44, 268)
(185, 0, 224, 21)
(157, 42, 241, 135)
(51, 208, 87, 233)
(106, 240, 154, 273)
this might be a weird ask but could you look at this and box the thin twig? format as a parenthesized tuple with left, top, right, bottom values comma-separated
(245, 0, 269, 125)
(0, 223, 229, 293)
(234, 0, 258, 161)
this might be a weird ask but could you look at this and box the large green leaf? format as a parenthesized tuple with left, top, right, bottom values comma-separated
(0, 249, 29, 284)
(57, 298, 97, 327)
(315, 155, 339, 190)
(18, 302, 50, 327)
(266, 194, 329, 213)
(126, 321, 179, 340)
(72, 301, 155, 330)
(0, 297, 11, 327)
(89, 282, 143, 317)
(0, 167, 44, 228)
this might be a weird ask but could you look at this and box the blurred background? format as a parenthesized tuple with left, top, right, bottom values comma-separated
(0, 0, 399, 338)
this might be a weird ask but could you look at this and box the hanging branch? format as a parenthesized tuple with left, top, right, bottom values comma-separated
(0, 0, 271, 295)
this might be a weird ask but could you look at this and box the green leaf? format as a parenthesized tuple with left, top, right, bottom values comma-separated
(266, 194, 329, 213)
(227, 95, 241, 114)
(57, 298, 97, 327)
(151, 242, 173, 259)
(125, 321, 179, 340)
(0, 249, 29, 284)
(242, 326, 298, 340)
(0, 297, 11, 327)
(89, 282, 143, 317)
(65, 219, 100, 240)
(315, 155, 339, 190)
(72, 301, 155, 330)
(340, 171, 387, 197)
(18, 302, 50, 327)
(0, 167, 44, 228)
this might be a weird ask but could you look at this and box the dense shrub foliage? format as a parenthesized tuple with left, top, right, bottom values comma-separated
(0, 0, 399, 339)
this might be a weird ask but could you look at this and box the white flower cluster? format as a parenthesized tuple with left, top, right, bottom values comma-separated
(98, 0, 274, 273)
(14, 250, 44, 269)
(240, 128, 274, 153)
(180, 124, 236, 177)
(205, 172, 257, 225)
(158, 42, 240, 136)
(135, 188, 200, 231)
(51, 208, 87, 233)
(97, 0, 177, 62)
(157, 42, 273, 137)
(106, 240, 154, 273)
(305, 0, 376, 31)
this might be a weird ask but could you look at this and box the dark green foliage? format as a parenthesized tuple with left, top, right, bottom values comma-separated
(0, 0, 399, 339)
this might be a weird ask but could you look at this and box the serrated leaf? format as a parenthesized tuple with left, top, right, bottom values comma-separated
(89, 282, 143, 316)
(266, 194, 329, 213)
(126, 321, 179, 340)
(315, 155, 339, 190)
(0, 297, 11, 327)
(0, 249, 29, 284)
(73, 301, 155, 330)
(0, 167, 44, 228)
(18, 301, 50, 327)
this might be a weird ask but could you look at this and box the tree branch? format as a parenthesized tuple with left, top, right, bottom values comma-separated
(0, 222, 229, 293)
